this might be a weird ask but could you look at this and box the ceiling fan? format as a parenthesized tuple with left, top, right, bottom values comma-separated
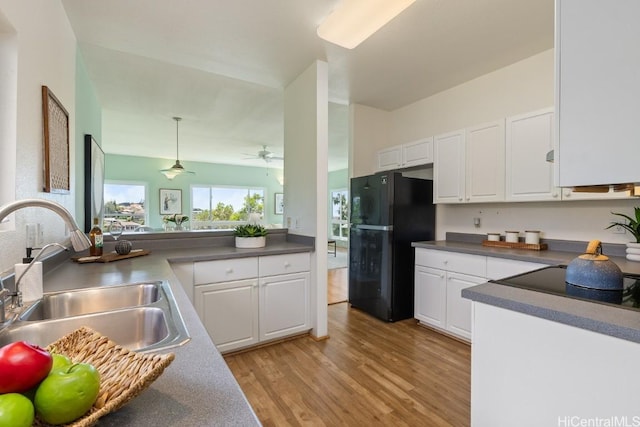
(243, 145, 284, 163)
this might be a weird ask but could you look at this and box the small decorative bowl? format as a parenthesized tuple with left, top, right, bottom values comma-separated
(115, 240, 133, 255)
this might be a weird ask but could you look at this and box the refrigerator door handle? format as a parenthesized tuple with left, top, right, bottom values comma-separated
(353, 224, 393, 231)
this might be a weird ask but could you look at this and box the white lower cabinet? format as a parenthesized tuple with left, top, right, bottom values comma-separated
(194, 252, 310, 353)
(195, 279, 260, 353)
(414, 249, 486, 342)
(415, 248, 548, 342)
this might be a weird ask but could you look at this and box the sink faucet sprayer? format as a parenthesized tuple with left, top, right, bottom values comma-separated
(0, 198, 91, 320)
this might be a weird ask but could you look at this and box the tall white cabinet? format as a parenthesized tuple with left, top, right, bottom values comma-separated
(556, 0, 640, 187)
(433, 130, 466, 203)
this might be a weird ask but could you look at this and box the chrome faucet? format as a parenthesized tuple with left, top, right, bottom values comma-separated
(0, 199, 91, 314)
(0, 199, 91, 252)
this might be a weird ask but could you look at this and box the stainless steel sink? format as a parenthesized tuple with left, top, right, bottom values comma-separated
(0, 281, 190, 353)
(20, 282, 163, 321)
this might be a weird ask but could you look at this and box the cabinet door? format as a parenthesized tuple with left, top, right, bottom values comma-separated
(434, 130, 466, 204)
(377, 146, 402, 171)
(556, 0, 640, 187)
(402, 137, 433, 168)
(506, 108, 561, 202)
(466, 120, 505, 203)
(414, 265, 446, 328)
(194, 279, 259, 353)
(259, 272, 310, 341)
(446, 272, 487, 341)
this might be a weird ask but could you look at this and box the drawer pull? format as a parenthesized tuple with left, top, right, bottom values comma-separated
(284, 262, 291, 268)
(225, 268, 234, 274)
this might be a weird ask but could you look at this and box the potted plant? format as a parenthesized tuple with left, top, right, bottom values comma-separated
(606, 207, 640, 261)
(163, 214, 189, 231)
(234, 224, 268, 248)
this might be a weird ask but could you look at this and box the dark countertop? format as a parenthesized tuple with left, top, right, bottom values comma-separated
(39, 239, 314, 426)
(412, 237, 640, 343)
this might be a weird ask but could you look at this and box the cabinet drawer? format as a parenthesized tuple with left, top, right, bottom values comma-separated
(486, 257, 547, 281)
(194, 257, 258, 285)
(259, 253, 310, 277)
(415, 248, 486, 277)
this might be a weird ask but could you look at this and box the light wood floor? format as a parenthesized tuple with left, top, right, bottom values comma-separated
(224, 303, 471, 426)
(327, 267, 348, 305)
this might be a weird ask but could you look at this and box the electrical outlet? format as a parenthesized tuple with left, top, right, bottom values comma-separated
(473, 217, 481, 227)
(26, 223, 37, 247)
(611, 225, 626, 234)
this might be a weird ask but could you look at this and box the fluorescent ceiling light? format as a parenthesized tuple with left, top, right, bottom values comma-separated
(317, 0, 416, 49)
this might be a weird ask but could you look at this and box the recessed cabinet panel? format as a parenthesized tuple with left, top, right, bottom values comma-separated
(260, 272, 310, 341)
(194, 280, 259, 352)
(506, 108, 560, 202)
(466, 120, 505, 203)
(414, 266, 446, 328)
(377, 146, 402, 171)
(434, 130, 466, 203)
(402, 138, 433, 168)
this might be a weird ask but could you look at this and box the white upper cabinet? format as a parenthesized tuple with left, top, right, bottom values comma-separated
(434, 130, 466, 203)
(376, 138, 434, 171)
(402, 137, 433, 168)
(505, 108, 560, 202)
(556, 0, 640, 187)
(465, 119, 505, 203)
(376, 145, 402, 171)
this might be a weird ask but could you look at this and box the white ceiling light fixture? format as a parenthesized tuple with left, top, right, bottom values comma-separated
(161, 117, 196, 180)
(317, 0, 416, 49)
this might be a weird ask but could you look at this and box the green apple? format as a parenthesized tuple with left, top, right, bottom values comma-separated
(50, 353, 72, 372)
(34, 362, 100, 425)
(0, 393, 34, 427)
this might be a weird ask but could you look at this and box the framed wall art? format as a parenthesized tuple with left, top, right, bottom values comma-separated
(160, 189, 182, 215)
(42, 85, 70, 193)
(83, 135, 105, 232)
(274, 192, 284, 215)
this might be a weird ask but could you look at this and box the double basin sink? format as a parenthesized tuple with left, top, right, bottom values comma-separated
(0, 281, 190, 352)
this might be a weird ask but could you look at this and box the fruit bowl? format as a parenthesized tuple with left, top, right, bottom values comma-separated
(34, 326, 175, 427)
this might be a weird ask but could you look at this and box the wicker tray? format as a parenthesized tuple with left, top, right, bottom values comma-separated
(34, 326, 175, 427)
(481, 240, 548, 251)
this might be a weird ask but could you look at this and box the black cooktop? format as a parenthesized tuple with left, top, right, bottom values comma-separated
(490, 265, 640, 311)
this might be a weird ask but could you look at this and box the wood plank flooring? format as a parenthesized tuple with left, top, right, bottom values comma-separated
(224, 303, 471, 426)
(327, 267, 348, 305)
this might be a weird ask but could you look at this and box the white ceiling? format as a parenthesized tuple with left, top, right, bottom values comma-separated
(61, 0, 554, 172)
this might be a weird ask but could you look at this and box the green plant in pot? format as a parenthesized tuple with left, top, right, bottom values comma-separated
(234, 224, 268, 248)
(606, 207, 640, 261)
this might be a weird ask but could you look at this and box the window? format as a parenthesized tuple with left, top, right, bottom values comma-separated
(191, 186, 265, 230)
(103, 182, 147, 230)
(330, 189, 349, 240)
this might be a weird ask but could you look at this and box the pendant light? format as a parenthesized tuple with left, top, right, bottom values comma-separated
(161, 117, 195, 180)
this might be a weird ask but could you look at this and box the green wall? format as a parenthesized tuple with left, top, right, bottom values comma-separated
(74, 50, 102, 229)
(105, 153, 284, 229)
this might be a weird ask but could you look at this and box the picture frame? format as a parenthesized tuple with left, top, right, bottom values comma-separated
(42, 85, 70, 193)
(274, 192, 284, 215)
(160, 189, 182, 215)
(83, 135, 105, 232)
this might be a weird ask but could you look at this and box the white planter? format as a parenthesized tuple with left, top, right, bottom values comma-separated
(235, 236, 266, 249)
(626, 242, 640, 261)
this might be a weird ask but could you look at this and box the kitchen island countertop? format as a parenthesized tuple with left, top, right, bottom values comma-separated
(40, 240, 313, 426)
(412, 239, 640, 344)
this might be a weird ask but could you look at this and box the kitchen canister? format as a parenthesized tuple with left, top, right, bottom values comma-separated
(487, 233, 500, 241)
(525, 230, 540, 245)
(505, 231, 519, 243)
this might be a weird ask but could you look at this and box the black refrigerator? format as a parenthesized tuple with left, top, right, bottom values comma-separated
(348, 172, 435, 322)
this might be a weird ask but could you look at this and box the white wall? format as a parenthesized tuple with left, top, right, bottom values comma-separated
(284, 60, 329, 338)
(0, 1, 78, 274)
(355, 48, 639, 244)
(350, 103, 391, 178)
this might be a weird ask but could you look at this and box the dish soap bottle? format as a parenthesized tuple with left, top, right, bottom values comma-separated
(89, 217, 103, 256)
